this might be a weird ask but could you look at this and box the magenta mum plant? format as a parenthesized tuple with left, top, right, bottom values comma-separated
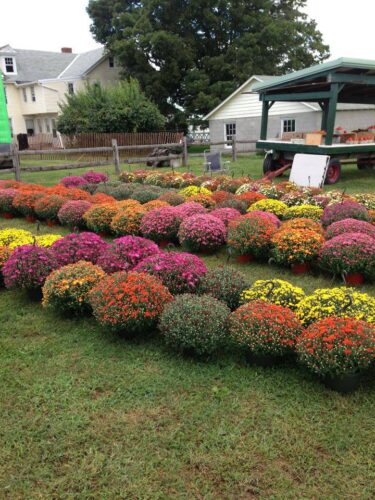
(209, 208, 241, 226)
(3, 244, 57, 290)
(133, 251, 207, 294)
(140, 206, 182, 242)
(173, 202, 207, 219)
(57, 200, 92, 228)
(178, 214, 227, 252)
(319, 232, 375, 277)
(59, 176, 88, 188)
(81, 171, 109, 184)
(0, 188, 18, 214)
(325, 218, 375, 240)
(50, 232, 109, 267)
(97, 236, 160, 273)
(245, 210, 281, 227)
(321, 201, 370, 227)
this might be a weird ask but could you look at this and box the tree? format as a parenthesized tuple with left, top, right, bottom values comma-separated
(87, 0, 330, 126)
(57, 79, 165, 134)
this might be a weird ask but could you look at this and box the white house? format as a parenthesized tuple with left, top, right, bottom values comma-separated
(204, 75, 375, 151)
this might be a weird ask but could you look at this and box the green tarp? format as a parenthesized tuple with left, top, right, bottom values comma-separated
(0, 75, 11, 144)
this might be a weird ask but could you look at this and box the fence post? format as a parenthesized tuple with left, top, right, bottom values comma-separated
(232, 136, 237, 162)
(182, 136, 188, 169)
(11, 143, 21, 181)
(112, 139, 120, 175)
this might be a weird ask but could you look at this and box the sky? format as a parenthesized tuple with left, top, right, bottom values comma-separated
(0, 0, 374, 60)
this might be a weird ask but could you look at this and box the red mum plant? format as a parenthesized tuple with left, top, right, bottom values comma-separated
(227, 215, 277, 258)
(296, 317, 375, 377)
(210, 190, 234, 204)
(34, 194, 66, 222)
(12, 190, 45, 218)
(57, 200, 93, 228)
(228, 300, 303, 357)
(272, 229, 324, 267)
(235, 191, 267, 208)
(178, 214, 226, 252)
(325, 218, 375, 240)
(110, 205, 147, 236)
(90, 192, 116, 204)
(89, 271, 173, 335)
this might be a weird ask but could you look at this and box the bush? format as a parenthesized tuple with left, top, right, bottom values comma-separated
(283, 205, 323, 221)
(279, 218, 323, 234)
(325, 218, 375, 240)
(110, 205, 147, 236)
(142, 200, 170, 212)
(235, 191, 267, 208)
(228, 300, 302, 356)
(158, 192, 185, 206)
(296, 287, 375, 326)
(209, 208, 241, 226)
(50, 232, 109, 267)
(210, 190, 234, 204)
(179, 186, 212, 197)
(318, 232, 375, 278)
(0, 228, 34, 248)
(3, 245, 56, 290)
(174, 202, 207, 219)
(42, 261, 105, 314)
(217, 198, 247, 214)
(132, 187, 163, 204)
(248, 199, 288, 218)
(134, 252, 207, 294)
(60, 176, 88, 188)
(296, 317, 375, 376)
(112, 183, 136, 200)
(159, 294, 230, 356)
(0, 246, 12, 286)
(178, 214, 226, 252)
(90, 192, 116, 205)
(89, 272, 173, 334)
(12, 190, 44, 217)
(321, 201, 370, 227)
(81, 171, 109, 184)
(244, 210, 281, 227)
(83, 203, 119, 233)
(0, 188, 18, 214)
(198, 266, 247, 310)
(187, 194, 216, 209)
(227, 216, 276, 258)
(34, 195, 66, 221)
(272, 229, 324, 266)
(240, 279, 305, 311)
(34, 234, 63, 247)
(57, 200, 92, 228)
(140, 206, 181, 242)
(97, 236, 160, 273)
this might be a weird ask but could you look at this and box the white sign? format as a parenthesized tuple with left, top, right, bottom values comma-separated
(289, 154, 330, 188)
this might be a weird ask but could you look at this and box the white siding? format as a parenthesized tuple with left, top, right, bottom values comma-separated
(210, 79, 314, 120)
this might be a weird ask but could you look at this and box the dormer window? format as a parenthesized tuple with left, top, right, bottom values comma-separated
(4, 57, 16, 74)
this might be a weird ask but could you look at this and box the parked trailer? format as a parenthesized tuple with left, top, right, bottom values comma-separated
(252, 58, 375, 184)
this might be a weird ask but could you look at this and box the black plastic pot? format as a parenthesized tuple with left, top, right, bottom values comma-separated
(245, 352, 283, 368)
(323, 373, 362, 394)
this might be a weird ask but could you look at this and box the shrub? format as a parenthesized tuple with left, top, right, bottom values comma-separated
(217, 178, 244, 193)
(140, 206, 181, 242)
(321, 201, 370, 227)
(34, 195, 66, 221)
(50, 232, 109, 266)
(240, 279, 305, 311)
(209, 208, 241, 226)
(90, 192, 116, 204)
(279, 218, 323, 234)
(57, 200, 92, 228)
(210, 190, 234, 204)
(97, 236, 160, 273)
(112, 183, 136, 200)
(0, 228, 34, 248)
(89, 272, 173, 334)
(34, 234, 63, 247)
(42, 260, 105, 314)
(235, 191, 267, 208)
(178, 214, 226, 252)
(81, 171, 109, 184)
(325, 218, 375, 240)
(217, 198, 247, 214)
(187, 194, 216, 209)
(318, 232, 375, 278)
(60, 176, 88, 188)
(110, 205, 147, 236)
(352, 193, 375, 210)
(272, 229, 324, 266)
(227, 216, 276, 258)
(228, 300, 302, 356)
(159, 294, 230, 356)
(158, 192, 185, 206)
(174, 202, 207, 219)
(296, 287, 375, 326)
(0, 188, 18, 214)
(132, 187, 163, 204)
(142, 200, 170, 212)
(3, 245, 56, 290)
(0, 246, 12, 285)
(134, 252, 207, 294)
(179, 186, 212, 197)
(296, 318, 375, 376)
(12, 190, 44, 217)
(257, 184, 282, 199)
(198, 266, 247, 309)
(248, 199, 288, 218)
(244, 210, 281, 227)
(83, 203, 119, 233)
(283, 205, 323, 221)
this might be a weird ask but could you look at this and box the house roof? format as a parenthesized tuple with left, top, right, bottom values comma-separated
(0, 45, 106, 84)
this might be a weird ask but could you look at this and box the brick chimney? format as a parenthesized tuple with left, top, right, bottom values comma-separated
(61, 47, 72, 53)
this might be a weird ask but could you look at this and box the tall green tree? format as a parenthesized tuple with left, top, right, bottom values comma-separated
(87, 0, 329, 126)
(57, 79, 165, 134)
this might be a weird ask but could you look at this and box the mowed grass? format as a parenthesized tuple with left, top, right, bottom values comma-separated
(1, 217, 375, 497)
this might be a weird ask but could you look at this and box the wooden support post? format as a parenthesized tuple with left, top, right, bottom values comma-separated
(11, 143, 21, 181)
(260, 100, 269, 140)
(112, 139, 120, 175)
(182, 136, 188, 169)
(319, 101, 329, 132)
(232, 136, 237, 162)
(325, 83, 339, 145)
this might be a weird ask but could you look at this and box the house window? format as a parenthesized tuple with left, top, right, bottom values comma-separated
(225, 123, 236, 147)
(22, 88, 27, 102)
(282, 119, 296, 133)
(4, 57, 15, 74)
(68, 82, 74, 95)
(108, 57, 114, 68)
(30, 86, 36, 102)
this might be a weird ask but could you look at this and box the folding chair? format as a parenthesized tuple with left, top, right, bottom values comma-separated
(203, 150, 230, 175)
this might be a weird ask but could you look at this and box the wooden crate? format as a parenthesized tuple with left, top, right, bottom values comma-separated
(305, 133, 323, 145)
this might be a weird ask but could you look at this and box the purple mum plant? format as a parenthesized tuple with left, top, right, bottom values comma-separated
(59, 176, 88, 188)
(321, 201, 370, 227)
(81, 171, 109, 184)
(50, 232, 109, 267)
(178, 214, 227, 252)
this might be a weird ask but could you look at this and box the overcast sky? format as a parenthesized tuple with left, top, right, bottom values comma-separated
(1, 0, 374, 60)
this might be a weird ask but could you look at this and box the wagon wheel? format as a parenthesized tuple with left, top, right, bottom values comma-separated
(324, 159, 341, 185)
(357, 158, 374, 170)
(262, 153, 283, 176)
